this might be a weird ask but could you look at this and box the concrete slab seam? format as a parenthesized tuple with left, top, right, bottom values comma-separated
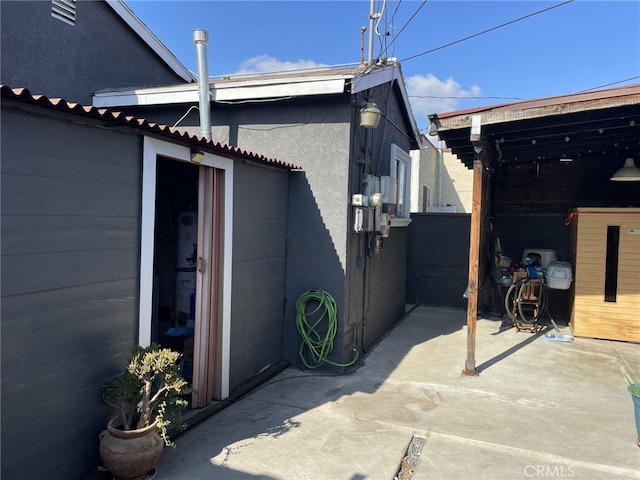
(385, 379, 565, 410)
(430, 431, 640, 478)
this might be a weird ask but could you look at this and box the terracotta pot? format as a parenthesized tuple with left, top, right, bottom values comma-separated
(99, 417, 164, 480)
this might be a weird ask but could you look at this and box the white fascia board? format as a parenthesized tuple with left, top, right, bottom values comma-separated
(94, 76, 348, 107)
(214, 77, 347, 101)
(392, 67, 420, 142)
(105, 0, 194, 82)
(94, 84, 200, 107)
(352, 66, 396, 94)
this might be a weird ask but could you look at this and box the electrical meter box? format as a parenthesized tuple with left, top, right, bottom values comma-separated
(354, 207, 374, 233)
(353, 174, 381, 233)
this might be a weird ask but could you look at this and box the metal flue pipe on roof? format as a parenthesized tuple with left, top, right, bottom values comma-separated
(193, 29, 211, 140)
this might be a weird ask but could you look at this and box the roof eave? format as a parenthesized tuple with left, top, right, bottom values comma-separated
(93, 73, 353, 107)
(105, 0, 195, 83)
(435, 84, 640, 131)
(93, 62, 421, 147)
(353, 63, 420, 148)
(2, 85, 299, 171)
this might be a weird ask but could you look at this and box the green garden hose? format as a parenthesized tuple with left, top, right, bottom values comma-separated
(296, 289, 359, 369)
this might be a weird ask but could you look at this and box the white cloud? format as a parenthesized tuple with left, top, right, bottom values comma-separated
(406, 73, 481, 124)
(233, 55, 327, 75)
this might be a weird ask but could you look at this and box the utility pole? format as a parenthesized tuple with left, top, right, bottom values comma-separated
(367, 0, 377, 64)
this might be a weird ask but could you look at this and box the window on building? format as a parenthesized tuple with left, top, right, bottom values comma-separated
(389, 143, 412, 226)
(52, 0, 76, 26)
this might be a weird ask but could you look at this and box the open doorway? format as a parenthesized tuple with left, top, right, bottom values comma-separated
(152, 157, 199, 385)
(140, 137, 234, 407)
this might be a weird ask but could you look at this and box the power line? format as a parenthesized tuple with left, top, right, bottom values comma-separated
(400, 0, 575, 63)
(380, 0, 429, 59)
(409, 95, 524, 101)
(579, 76, 640, 92)
(407, 75, 639, 103)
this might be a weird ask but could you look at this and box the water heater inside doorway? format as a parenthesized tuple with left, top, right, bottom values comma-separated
(176, 211, 197, 327)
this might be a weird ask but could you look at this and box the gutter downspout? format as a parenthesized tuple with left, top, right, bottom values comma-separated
(193, 29, 211, 140)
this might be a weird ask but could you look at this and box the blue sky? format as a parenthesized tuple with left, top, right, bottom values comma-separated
(125, 0, 640, 131)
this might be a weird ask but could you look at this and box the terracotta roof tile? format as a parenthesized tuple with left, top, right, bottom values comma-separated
(1, 85, 301, 171)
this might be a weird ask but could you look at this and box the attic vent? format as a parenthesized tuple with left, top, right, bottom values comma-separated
(52, 0, 76, 26)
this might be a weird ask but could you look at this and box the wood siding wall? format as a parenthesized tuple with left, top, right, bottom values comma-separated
(229, 162, 289, 392)
(492, 159, 639, 215)
(491, 159, 639, 322)
(1, 107, 142, 479)
(570, 208, 640, 342)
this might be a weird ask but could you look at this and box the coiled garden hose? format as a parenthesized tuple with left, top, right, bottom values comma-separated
(296, 289, 359, 369)
(504, 279, 547, 324)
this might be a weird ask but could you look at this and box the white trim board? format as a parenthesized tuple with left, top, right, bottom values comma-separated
(94, 76, 348, 107)
(140, 136, 232, 399)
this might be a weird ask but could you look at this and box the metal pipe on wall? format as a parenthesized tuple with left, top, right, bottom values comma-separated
(193, 29, 211, 140)
(367, 0, 375, 64)
(438, 141, 443, 206)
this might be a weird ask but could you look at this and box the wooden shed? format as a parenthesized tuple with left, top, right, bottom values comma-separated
(569, 207, 640, 342)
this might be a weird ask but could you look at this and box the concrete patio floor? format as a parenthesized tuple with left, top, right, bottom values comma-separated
(112, 305, 640, 479)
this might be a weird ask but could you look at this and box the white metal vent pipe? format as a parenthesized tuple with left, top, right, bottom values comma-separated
(193, 29, 211, 140)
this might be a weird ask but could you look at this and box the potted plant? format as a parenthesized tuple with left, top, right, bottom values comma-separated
(627, 375, 640, 448)
(99, 343, 193, 479)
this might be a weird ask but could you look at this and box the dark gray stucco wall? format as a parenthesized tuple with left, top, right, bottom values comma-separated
(360, 229, 409, 349)
(1, 105, 142, 479)
(229, 161, 290, 392)
(108, 85, 413, 368)
(344, 85, 413, 357)
(1, 1, 185, 105)
(208, 97, 354, 367)
(212, 87, 412, 367)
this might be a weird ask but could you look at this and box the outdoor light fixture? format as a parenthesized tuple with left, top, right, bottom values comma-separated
(191, 150, 205, 164)
(610, 158, 640, 181)
(359, 102, 382, 129)
(427, 114, 441, 136)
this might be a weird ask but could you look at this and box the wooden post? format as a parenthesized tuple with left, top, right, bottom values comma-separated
(463, 158, 483, 376)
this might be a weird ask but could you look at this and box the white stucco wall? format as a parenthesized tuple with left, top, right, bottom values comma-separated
(410, 135, 472, 213)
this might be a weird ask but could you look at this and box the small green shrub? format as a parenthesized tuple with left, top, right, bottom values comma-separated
(625, 375, 640, 397)
(103, 343, 194, 446)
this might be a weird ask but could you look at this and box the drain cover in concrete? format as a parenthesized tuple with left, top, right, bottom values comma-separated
(395, 435, 427, 479)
